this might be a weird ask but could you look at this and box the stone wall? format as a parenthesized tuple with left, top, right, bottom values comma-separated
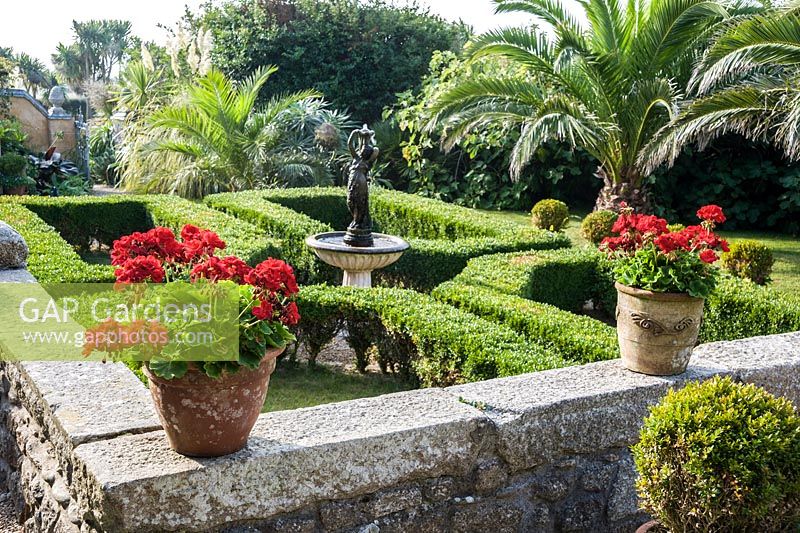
(0, 267, 799, 532)
(6, 90, 77, 155)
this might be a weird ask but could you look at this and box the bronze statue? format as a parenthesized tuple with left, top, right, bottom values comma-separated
(344, 125, 379, 247)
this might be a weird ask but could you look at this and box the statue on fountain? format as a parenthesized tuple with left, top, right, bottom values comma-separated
(344, 125, 379, 247)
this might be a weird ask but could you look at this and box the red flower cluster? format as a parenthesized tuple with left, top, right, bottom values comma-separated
(601, 204, 729, 265)
(697, 205, 726, 224)
(244, 259, 300, 325)
(111, 224, 300, 327)
(190, 256, 252, 284)
(114, 256, 165, 283)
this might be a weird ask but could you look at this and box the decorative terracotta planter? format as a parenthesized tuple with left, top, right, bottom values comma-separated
(142, 347, 283, 457)
(615, 283, 704, 376)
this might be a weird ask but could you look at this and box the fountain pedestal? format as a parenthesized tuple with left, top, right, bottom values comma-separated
(306, 232, 409, 288)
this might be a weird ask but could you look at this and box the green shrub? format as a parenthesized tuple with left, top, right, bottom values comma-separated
(722, 239, 775, 285)
(531, 199, 569, 231)
(701, 276, 800, 342)
(211, 187, 570, 290)
(296, 285, 568, 386)
(0, 203, 115, 283)
(581, 210, 617, 245)
(633, 376, 800, 532)
(201, 0, 468, 123)
(448, 249, 601, 311)
(205, 191, 334, 283)
(433, 281, 618, 363)
(0, 153, 28, 177)
(8, 195, 280, 266)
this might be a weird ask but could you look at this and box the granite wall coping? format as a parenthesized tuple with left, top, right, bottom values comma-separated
(1, 267, 799, 531)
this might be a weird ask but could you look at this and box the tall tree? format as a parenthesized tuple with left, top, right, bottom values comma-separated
(14, 53, 53, 100)
(118, 66, 345, 198)
(427, 0, 755, 211)
(643, 9, 800, 170)
(52, 20, 132, 88)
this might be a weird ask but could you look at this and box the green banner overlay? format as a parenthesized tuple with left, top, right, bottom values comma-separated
(0, 282, 240, 362)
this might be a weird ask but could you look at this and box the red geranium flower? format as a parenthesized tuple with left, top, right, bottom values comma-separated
(281, 301, 300, 326)
(114, 256, 166, 283)
(245, 259, 299, 296)
(697, 205, 726, 224)
(699, 249, 718, 264)
(111, 227, 184, 266)
(252, 299, 274, 321)
(190, 256, 252, 284)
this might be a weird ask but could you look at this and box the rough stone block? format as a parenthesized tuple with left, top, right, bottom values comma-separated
(448, 360, 725, 471)
(0, 223, 28, 270)
(73, 389, 488, 532)
(14, 361, 159, 447)
(692, 332, 800, 404)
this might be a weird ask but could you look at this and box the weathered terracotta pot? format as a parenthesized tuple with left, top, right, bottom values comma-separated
(615, 283, 704, 376)
(143, 347, 282, 457)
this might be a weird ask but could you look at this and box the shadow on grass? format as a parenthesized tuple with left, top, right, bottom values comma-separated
(263, 361, 414, 413)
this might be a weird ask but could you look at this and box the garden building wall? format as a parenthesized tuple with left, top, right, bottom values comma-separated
(0, 267, 799, 532)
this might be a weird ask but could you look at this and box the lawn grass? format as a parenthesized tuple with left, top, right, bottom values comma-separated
(263, 361, 413, 412)
(480, 209, 800, 297)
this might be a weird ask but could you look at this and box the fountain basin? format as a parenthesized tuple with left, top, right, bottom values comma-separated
(306, 232, 410, 288)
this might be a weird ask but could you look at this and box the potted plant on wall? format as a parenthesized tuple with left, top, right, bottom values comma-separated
(600, 204, 728, 375)
(84, 225, 300, 457)
(0, 153, 34, 195)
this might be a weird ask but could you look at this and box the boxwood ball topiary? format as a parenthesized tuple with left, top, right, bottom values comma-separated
(722, 239, 775, 285)
(633, 376, 800, 532)
(531, 199, 569, 231)
(580, 210, 617, 245)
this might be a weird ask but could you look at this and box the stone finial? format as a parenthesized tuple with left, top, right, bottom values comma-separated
(0, 221, 29, 269)
(48, 86, 68, 116)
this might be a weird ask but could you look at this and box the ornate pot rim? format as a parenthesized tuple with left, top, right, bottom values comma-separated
(615, 282, 703, 302)
(143, 346, 283, 388)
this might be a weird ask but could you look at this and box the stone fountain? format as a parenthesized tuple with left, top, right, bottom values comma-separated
(306, 125, 409, 287)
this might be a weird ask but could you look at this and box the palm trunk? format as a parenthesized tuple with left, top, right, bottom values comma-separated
(593, 166, 652, 213)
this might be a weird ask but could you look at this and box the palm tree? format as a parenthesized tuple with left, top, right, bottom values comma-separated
(15, 53, 52, 100)
(119, 66, 335, 198)
(642, 9, 800, 171)
(427, 0, 746, 210)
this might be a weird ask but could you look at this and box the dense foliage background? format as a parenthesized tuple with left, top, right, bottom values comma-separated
(198, 0, 468, 123)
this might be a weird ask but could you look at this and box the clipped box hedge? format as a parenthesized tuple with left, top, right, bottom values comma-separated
(701, 276, 800, 342)
(0, 202, 115, 283)
(206, 187, 570, 290)
(440, 249, 800, 358)
(296, 284, 569, 387)
(0, 195, 280, 282)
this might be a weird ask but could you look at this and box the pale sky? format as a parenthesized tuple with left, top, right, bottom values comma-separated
(0, 0, 533, 69)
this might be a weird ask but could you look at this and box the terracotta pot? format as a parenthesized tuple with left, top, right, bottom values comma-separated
(142, 347, 282, 457)
(4, 186, 27, 195)
(615, 283, 704, 376)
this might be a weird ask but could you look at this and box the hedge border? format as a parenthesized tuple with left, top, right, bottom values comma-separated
(435, 249, 800, 359)
(296, 284, 569, 387)
(0, 195, 281, 282)
(205, 187, 571, 290)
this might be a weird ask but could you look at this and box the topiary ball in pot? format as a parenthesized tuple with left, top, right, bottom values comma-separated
(581, 210, 616, 245)
(722, 239, 775, 285)
(531, 199, 569, 231)
(632, 376, 800, 532)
